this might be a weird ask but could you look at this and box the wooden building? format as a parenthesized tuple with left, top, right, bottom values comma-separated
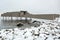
(1, 11, 60, 20)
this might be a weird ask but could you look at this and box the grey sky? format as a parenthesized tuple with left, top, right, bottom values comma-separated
(0, 0, 60, 14)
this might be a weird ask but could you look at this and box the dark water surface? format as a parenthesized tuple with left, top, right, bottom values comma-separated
(0, 17, 32, 30)
(0, 17, 53, 30)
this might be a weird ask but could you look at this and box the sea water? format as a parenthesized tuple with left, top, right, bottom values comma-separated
(0, 17, 17, 29)
(0, 16, 53, 30)
(0, 17, 34, 29)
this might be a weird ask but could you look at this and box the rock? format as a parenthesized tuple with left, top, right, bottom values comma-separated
(17, 22, 24, 27)
(52, 34, 56, 36)
(32, 21, 40, 24)
(46, 34, 49, 35)
(45, 37, 48, 40)
(58, 37, 60, 39)
(5, 29, 9, 31)
(42, 21, 45, 23)
(59, 33, 60, 34)
(38, 29, 40, 31)
(0, 36, 2, 38)
(32, 21, 41, 27)
(35, 34, 39, 36)
(32, 21, 37, 23)
(23, 31, 27, 35)
(55, 27, 58, 29)
(24, 36, 28, 39)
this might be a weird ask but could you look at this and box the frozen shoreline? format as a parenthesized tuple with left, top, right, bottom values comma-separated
(0, 18, 60, 40)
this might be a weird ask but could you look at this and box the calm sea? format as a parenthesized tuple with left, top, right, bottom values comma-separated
(0, 16, 52, 30)
(0, 17, 33, 30)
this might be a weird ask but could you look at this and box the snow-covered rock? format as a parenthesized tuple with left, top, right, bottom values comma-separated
(0, 19, 60, 40)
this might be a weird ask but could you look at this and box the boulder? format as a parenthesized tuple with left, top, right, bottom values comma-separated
(32, 20, 41, 27)
(17, 22, 24, 27)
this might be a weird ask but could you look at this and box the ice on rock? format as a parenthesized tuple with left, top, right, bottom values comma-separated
(46, 34, 54, 40)
(36, 36, 45, 40)
(24, 31, 32, 36)
(24, 36, 33, 40)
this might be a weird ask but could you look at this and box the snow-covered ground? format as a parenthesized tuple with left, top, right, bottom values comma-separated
(0, 18, 60, 40)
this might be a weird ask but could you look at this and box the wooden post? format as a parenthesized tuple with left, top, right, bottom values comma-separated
(25, 17, 27, 22)
(19, 12, 21, 20)
(53, 15, 54, 20)
(3, 16, 4, 21)
(11, 16, 13, 22)
(57, 14, 60, 22)
(2, 16, 4, 22)
(20, 17, 22, 20)
(30, 18, 32, 21)
(5, 17, 7, 21)
(17, 16, 18, 22)
(6, 17, 8, 20)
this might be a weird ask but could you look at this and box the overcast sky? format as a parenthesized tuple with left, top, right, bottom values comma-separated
(0, 0, 60, 14)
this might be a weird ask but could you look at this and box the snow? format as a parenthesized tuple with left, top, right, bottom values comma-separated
(0, 18, 60, 40)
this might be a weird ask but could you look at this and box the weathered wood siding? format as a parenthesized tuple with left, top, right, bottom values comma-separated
(1, 11, 60, 20)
